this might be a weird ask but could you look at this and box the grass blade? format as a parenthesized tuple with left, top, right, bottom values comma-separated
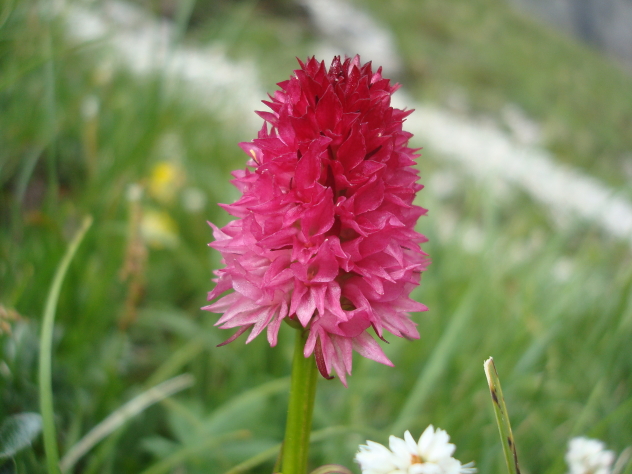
(39, 215, 93, 474)
(390, 286, 477, 436)
(139, 430, 250, 474)
(484, 357, 521, 474)
(204, 377, 290, 434)
(60, 374, 194, 473)
(144, 339, 205, 388)
(0, 413, 42, 459)
(223, 426, 356, 474)
(0, 0, 14, 31)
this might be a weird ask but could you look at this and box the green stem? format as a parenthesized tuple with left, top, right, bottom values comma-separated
(39, 216, 93, 474)
(280, 328, 318, 474)
(484, 357, 521, 474)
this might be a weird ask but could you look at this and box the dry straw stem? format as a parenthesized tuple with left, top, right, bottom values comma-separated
(308, 465, 353, 474)
(484, 357, 521, 474)
(614, 447, 632, 474)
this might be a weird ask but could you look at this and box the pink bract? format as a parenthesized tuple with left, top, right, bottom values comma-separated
(203, 56, 429, 386)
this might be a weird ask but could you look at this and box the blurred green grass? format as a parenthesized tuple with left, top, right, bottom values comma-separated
(1, 0, 631, 473)
(360, 0, 632, 189)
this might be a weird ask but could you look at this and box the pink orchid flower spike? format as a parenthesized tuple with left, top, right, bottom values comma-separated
(203, 56, 429, 385)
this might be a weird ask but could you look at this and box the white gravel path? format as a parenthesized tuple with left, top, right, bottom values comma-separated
(396, 92, 632, 243)
(67, 1, 264, 130)
(65, 0, 632, 246)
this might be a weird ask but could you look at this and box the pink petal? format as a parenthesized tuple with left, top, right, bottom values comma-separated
(352, 332, 393, 367)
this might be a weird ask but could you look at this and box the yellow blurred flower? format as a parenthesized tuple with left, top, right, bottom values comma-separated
(141, 209, 179, 249)
(148, 161, 186, 204)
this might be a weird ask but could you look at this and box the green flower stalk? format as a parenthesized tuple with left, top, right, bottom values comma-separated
(281, 328, 318, 474)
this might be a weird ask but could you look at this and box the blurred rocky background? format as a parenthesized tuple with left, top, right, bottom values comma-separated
(509, 0, 632, 69)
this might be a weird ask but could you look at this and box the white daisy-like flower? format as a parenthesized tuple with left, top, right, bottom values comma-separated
(355, 425, 477, 474)
(565, 437, 615, 474)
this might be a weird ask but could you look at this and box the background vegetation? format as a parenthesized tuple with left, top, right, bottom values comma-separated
(1, 0, 631, 473)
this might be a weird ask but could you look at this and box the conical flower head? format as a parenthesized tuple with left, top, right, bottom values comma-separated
(204, 56, 429, 385)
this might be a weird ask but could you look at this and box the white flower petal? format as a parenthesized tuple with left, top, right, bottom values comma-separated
(390, 435, 414, 469)
(438, 457, 463, 474)
(405, 430, 419, 454)
(565, 437, 615, 474)
(417, 425, 436, 454)
(410, 464, 442, 474)
(356, 440, 400, 474)
(356, 426, 477, 474)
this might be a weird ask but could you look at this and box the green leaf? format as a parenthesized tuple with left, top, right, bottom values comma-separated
(0, 413, 43, 459)
(0, 458, 17, 474)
